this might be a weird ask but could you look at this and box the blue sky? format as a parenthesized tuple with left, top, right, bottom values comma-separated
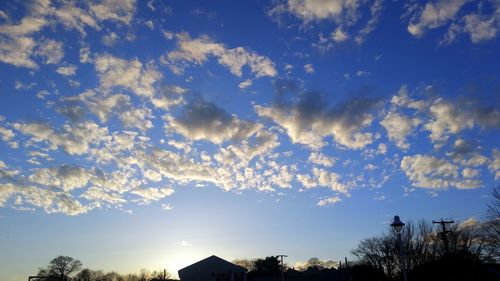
(0, 0, 499, 279)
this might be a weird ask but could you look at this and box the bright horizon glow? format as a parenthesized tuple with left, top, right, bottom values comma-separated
(1, 0, 499, 280)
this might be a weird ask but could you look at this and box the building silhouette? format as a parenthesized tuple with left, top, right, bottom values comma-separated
(178, 255, 247, 281)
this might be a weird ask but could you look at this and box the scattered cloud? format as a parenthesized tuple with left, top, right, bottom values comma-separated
(380, 112, 420, 149)
(406, 0, 500, 44)
(269, 0, 384, 48)
(407, 0, 468, 37)
(94, 53, 162, 97)
(239, 79, 252, 89)
(331, 27, 348, 42)
(489, 149, 500, 180)
(401, 154, 481, 190)
(256, 91, 379, 150)
(304, 63, 315, 74)
(308, 152, 335, 168)
(56, 64, 78, 76)
(356, 70, 371, 77)
(165, 98, 261, 144)
(317, 196, 342, 207)
(131, 187, 175, 204)
(36, 39, 64, 64)
(162, 32, 277, 78)
(424, 98, 500, 145)
(162, 203, 174, 210)
(102, 32, 119, 46)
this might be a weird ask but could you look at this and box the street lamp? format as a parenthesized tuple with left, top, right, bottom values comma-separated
(391, 215, 408, 281)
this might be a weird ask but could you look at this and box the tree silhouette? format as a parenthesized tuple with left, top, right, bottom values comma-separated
(74, 268, 105, 281)
(484, 186, 500, 261)
(305, 257, 323, 270)
(253, 256, 281, 273)
(44, 256, 82, 281)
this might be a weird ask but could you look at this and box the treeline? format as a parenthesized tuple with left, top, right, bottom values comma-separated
(34, 256, 173, 281)
(350, 186, 500, 281)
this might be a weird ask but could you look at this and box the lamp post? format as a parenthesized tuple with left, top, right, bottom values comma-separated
(391, 215, 408, 281)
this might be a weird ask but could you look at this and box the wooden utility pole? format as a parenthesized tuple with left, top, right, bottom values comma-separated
(276, 254, 287, 281)
(432, 218, 454, 254)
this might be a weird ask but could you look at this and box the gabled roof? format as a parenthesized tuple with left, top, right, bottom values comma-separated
(178, 255, 248, 274)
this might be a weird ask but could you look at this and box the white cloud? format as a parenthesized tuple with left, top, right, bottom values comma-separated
(56, 64, 77, 76)
(270, 0, 382, 47)
(489, 149, 500, 180)
(36, 39, 64, 64)
(331, 27, 348, 42)
(0, 183, 90, 215)
(144, 169, 162, 182)
(29, 165, 92, 192)
(165, 99, 261, 144)
(163, 32, 277, 78)
(364, 163, 377, 171)
(271, 0, 359, 23)
(462, 168, 480, 178)
(131, 187, 175, 204)
(150, 84, 187, 110)
(90, 0, 136, 24)
(407, 0, 468, 37)
(304, 63, 315, 74)
(0, 36, 38, 68)
(102, 32, 119, 46)
(15, 81, 36, 90)
(94, 54, 162, 97)
(80, 46, 91, 63)
(255, 94, 378, 150)
(81, 186, 126, 205)
(118, 107, 153, 131)
(401, 154, 481, 189)
(377, 143, 387, 154)
(141, 148, 221, 187)
(308, 152, 335, 167)
(390, 85, 427, 111)
(74, 91, 129, 122)
(163, 30, 174, 40)
(270, 165, 295, 188)
(356, 70, 371, 77)
(0, 3, 49, 68)
(0, 126, 15, 142)
(239, 79, 253, 89)
(14, 121, 109, 155)
(0, 0, 137, 69)
(297, 167, 348, 194)
(407, 0, 500, 44)
(317, 196, 342, 207)
(380, 112, 420, 149)
(355, 0, 383, 44)
(0, 11, 7, 20)
(463, 13, 499, 42)
(162, 203, 173, 210)
(145, 20, 154, 30)
(424, 98, 500, 145)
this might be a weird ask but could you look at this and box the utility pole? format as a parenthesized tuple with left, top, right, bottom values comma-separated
(276, 254, 287, 281)
(432, 218, 454, 254)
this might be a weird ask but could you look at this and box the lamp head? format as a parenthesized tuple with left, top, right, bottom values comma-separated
(391, 215, 405, 234)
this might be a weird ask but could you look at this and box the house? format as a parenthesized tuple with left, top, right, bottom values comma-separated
(178, 255, 247, 281)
